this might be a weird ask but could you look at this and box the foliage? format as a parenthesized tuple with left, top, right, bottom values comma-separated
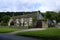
(44, 11, 59, 23)
(57, 12, 60, 22)
(1, 15, 10, 23)
(0, 21, 7, 26)
(0, 15, 10, 26)
(44, 11, 57, 20)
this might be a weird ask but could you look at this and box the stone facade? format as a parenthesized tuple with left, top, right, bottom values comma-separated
(8, 11, 48, 28)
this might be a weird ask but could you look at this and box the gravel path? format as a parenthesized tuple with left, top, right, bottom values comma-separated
(8, 28, 46, 35)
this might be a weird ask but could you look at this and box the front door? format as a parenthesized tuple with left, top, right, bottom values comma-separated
(36, 20, 42, 28)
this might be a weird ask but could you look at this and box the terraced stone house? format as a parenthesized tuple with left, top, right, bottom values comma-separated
(8, 11, 48, 28)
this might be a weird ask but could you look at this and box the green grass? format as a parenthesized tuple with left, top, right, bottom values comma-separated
(0, 27, 24, 33)
(16, 28, 60, 39)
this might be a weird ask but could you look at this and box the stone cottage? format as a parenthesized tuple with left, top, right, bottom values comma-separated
(8, 11, 48, 28)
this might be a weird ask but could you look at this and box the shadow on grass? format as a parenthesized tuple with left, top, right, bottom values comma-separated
(16, 35, 60, 40)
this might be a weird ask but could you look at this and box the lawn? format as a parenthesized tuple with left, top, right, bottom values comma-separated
(16, 28, 60, 39)
(0, 27, 24, 33)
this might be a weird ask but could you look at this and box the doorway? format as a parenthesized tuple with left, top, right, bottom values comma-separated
(36, 20, 42, 28)
(10, 21, 14, 26)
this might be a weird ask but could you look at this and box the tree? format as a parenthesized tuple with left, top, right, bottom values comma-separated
(1, 15, 10, 23)
(44, 11, 57, 19)
(57, 12, 60, 22)
(44, 11, 52, 19)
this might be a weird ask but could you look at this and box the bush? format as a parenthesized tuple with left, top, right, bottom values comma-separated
(1, 15, 10, 23)
(0, 21, 8, 26)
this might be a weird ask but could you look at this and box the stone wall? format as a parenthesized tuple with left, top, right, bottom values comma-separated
(42, 21, 48, 28)
(8, 17, 33, 28)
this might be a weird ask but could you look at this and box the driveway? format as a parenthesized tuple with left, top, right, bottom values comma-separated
(0, 28, 46, 40)
(0, 34, 41, 40)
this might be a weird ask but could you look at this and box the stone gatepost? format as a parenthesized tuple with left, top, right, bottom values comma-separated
(42, 20, 48, 28)
(8, 19, 13, 26)
(21, 18, 24, 26)
(16, 19, 19, 26)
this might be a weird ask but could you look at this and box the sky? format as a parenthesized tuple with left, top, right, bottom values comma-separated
(0, 0, 60, 12)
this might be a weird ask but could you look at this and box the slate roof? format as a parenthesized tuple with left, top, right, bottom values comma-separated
(11, 12, 44, 20)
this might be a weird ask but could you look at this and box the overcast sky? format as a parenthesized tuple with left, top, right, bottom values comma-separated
(0, 0, 60, 12)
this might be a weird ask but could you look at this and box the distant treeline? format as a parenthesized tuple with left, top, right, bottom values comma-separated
(0, 11, 37, 17)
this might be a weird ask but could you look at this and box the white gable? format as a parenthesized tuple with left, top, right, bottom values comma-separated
(37, 13, 43, 20)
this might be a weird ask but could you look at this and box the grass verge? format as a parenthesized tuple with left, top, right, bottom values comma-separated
(16, 28, 60, 39)
(0, 27, 24, 33)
